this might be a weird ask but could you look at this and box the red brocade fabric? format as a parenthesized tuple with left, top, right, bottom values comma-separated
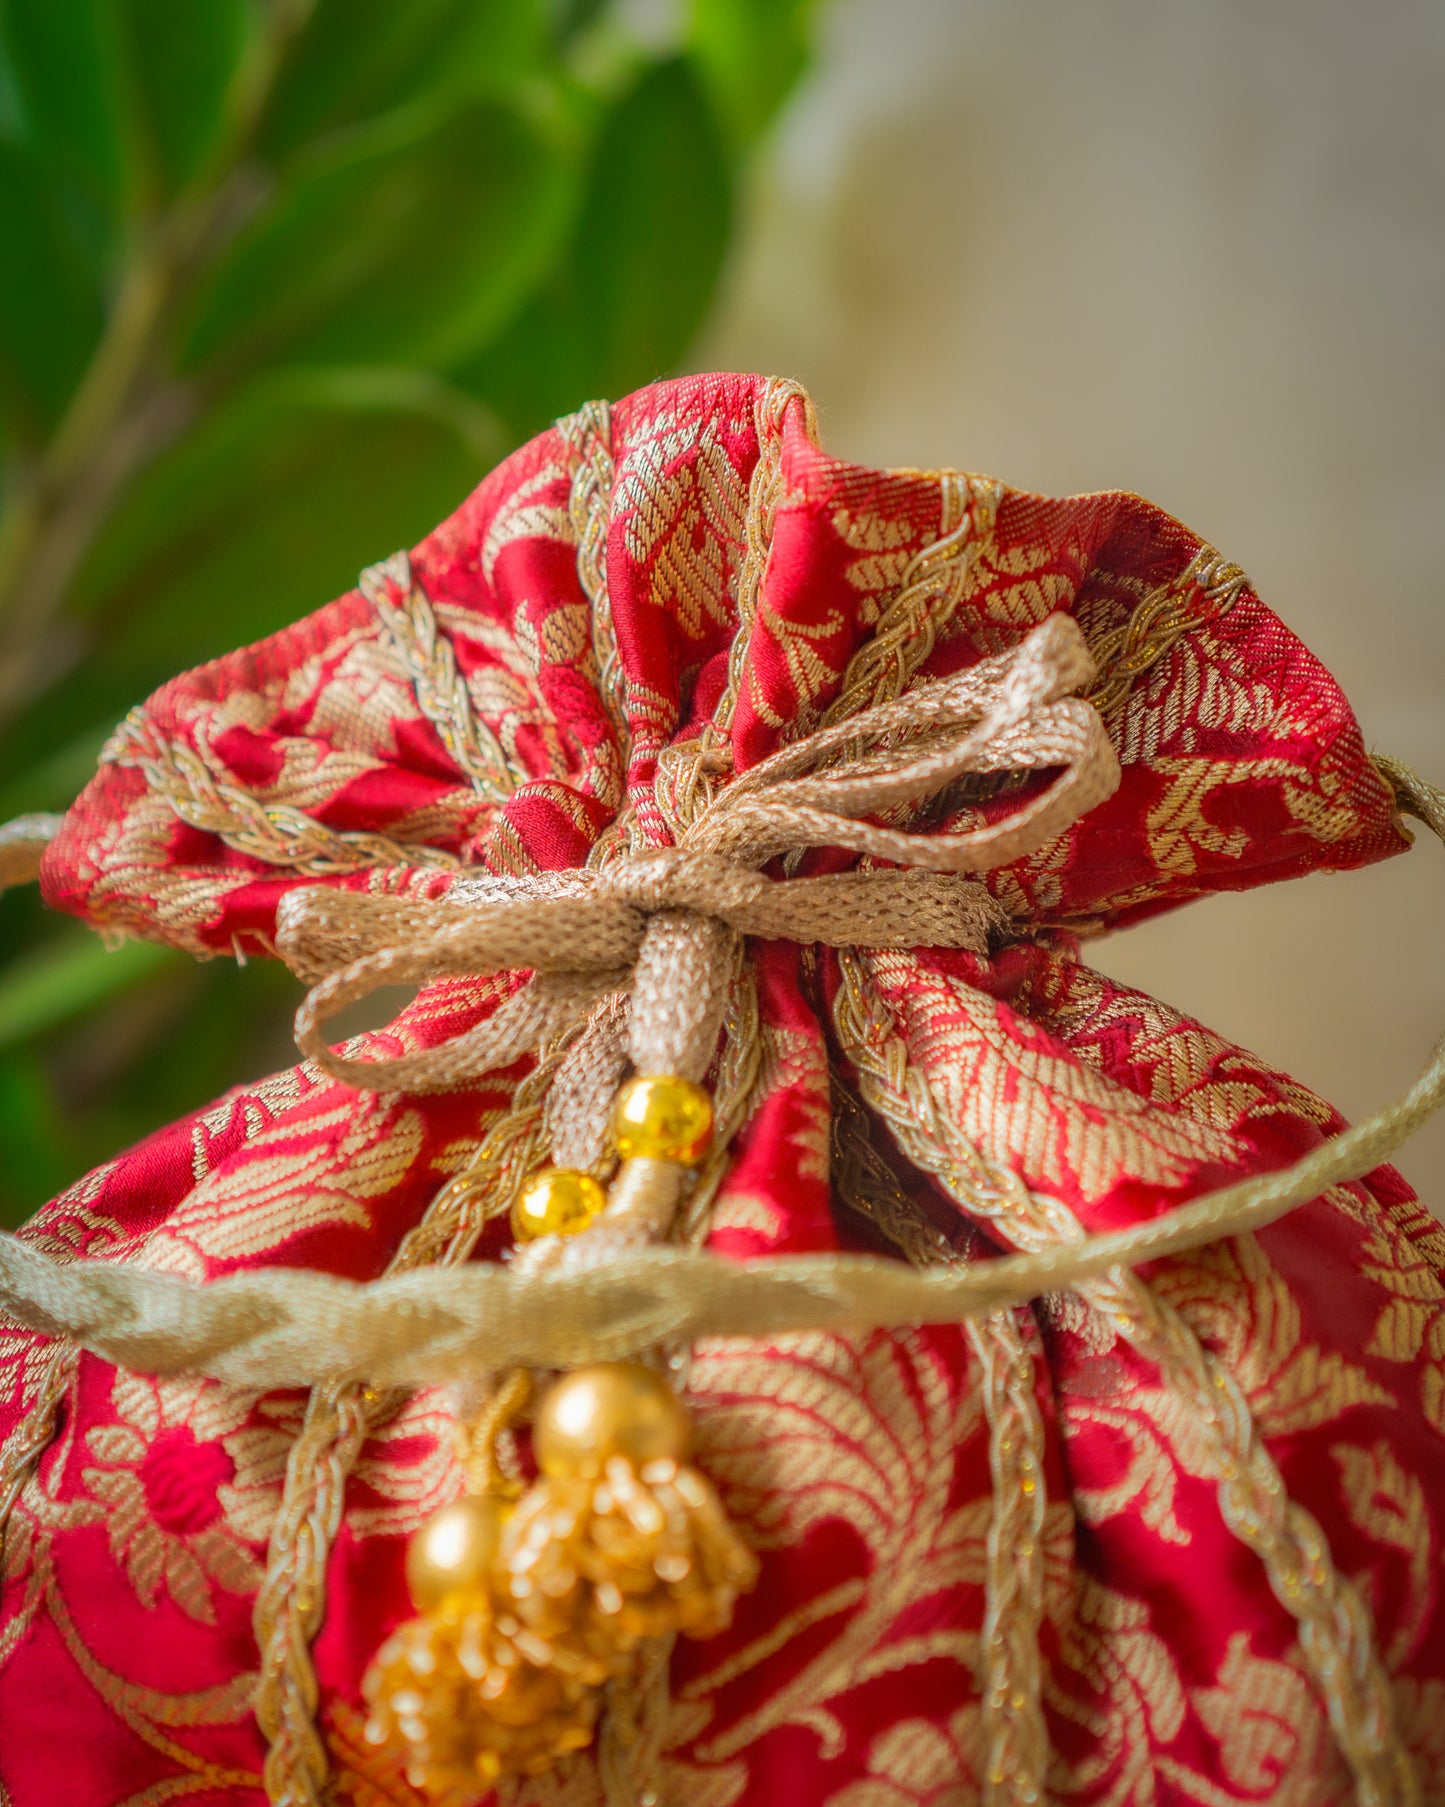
(3, 372, 1443, 1804)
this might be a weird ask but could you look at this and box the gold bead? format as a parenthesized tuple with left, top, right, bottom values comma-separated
(613, 1075, 713, 1166)
(511, 1169, 607, 1241)
(534, 1363, 691, 1479)
(405, 1494, 505, 1610)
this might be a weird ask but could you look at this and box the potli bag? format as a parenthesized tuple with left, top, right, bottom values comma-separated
(0, 371, 1442, 1807)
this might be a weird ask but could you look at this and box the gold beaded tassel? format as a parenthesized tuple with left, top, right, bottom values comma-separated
(363, 1071, 758, 1798)
(502, 1362, 757, 1661)
(363, 1361, 757, 1796)
(362, 1375, 604, 1796)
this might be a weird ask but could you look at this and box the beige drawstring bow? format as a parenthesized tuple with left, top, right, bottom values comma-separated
(281, 614, 1115, 1084)
(275, 614, 1117, 1243)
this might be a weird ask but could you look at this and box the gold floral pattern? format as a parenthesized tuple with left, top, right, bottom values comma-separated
(75, 1371, 296, 1625)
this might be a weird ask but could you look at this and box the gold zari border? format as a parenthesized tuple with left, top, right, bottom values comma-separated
(1087, 545, 1249, 720)
(107, 713, 462, 876)
(360, 551, 521, 801)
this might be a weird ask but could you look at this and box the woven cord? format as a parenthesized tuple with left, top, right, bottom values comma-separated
(0, 814, 63, 893)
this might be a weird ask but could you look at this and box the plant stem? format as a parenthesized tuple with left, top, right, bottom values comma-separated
(0, 0, 317, 733)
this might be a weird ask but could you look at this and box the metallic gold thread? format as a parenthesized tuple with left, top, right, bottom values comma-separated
(360, 550, 520, 799)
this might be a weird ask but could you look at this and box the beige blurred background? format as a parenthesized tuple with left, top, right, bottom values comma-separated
(699, 0, 1445, 1199)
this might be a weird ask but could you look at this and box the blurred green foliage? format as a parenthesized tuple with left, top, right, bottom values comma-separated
(0, 0, 814, 1224)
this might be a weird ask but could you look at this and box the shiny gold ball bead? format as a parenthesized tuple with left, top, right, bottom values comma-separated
(511, 1168, 607, 1242)
(405, 1494, 505, 1610)
(535, 1362, 692, 1479)
(613, 1075, 714, 1166)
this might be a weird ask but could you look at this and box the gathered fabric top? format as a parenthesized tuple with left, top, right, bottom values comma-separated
(39, 372, 1406, 971)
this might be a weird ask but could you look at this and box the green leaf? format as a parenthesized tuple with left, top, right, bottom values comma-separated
(0, 20, 23, 137)
(69, 365, 503, 683)
(687, 0, 814, 150)
(0, 139, 105, 435)
(0, 0, 136, 229)
(116, 0, 259, 197)
(260, 0, 548, 162)
(0, 720, 109, 819)
(179, 96, 574, 377)
(0, 1053, 70, 1224)
(0, 667, 147, 814)
(550, 0, 608, 48)
(0, 926, 173, 1054)
(576, 57, 733, 392)
(462, 56, 733, 434)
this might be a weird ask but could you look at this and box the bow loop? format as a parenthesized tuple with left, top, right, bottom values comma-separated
(687, 614, 1118, 872)
(278, 614, 1118, 1096)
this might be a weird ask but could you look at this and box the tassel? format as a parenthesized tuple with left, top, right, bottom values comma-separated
(361, 1362, 756, 1794)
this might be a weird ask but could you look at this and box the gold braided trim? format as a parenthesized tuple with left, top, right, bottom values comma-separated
(1090, 1265, 1417, 1807)
(968, 1309, 1049, 1806)
(835, 950, 1417, 1806)
(0, 1342, 77, 1567)
(106, 713, 461, 876)
(835, 955, 1053, 1798)
(593, 1634, 675, 1807)
(821, 471, 1002, 727)
(652, 376, 807, 842)
(256, 1377, 368, 1804)
(829, 1072, 957, 1266)
(834, 950, 1076, 1255)
(254, 1053, 565, 1806)
(1376, 752, 1445, 842)
(456, 1366, 533, 1500)
(1087, 546, 1249, 720)
(723, 377, 812, 738)
(828, 1074, 1048, 1802)
(360, 552, 520, 800)
(674, 956, 763, 1252)
(661, 955, 765, 1427)
(557, 399, 630, 767)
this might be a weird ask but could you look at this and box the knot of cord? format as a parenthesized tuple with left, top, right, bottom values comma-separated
(274, 614, 1117, 1259)
(278, 613, 1114, 1089)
